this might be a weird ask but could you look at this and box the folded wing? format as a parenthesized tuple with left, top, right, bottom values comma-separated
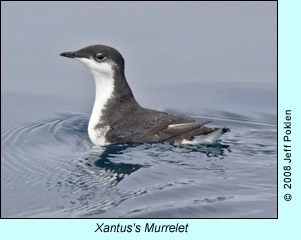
(157, 121, 214, 141)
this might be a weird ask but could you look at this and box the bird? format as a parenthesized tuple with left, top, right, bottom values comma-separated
(60, 44, 229, 146)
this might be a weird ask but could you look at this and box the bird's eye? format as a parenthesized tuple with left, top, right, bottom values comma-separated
(95, 53, 106, 62)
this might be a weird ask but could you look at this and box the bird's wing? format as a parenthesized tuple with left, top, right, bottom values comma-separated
(158, 121, 212, 141)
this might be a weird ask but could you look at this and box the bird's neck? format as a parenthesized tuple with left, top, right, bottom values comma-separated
(88, 70, 114, 137)
(88, 69, 139, 132)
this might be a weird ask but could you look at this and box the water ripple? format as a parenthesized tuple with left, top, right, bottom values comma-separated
(1, 112, 276, 218)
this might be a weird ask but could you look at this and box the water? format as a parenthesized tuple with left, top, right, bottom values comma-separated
(1, 89, 277, 218)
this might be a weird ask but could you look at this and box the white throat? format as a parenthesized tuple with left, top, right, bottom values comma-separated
(79, 58, 115, 145)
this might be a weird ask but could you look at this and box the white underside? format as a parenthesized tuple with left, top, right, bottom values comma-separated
(78, 58, 115, 146)
(181, 128, 223, 145)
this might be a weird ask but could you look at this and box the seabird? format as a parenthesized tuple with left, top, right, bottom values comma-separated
(60, 45, 229, 146)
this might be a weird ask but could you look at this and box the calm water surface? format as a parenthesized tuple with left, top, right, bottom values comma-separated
(1, 84, 277, 218)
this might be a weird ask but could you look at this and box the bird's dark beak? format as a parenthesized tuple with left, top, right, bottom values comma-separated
(60, 51, 76, 58)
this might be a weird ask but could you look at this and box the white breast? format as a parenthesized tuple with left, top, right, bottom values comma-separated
(79, 58, 115, 145)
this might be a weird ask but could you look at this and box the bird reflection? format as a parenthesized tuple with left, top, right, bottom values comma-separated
(186, 143, 230, 157)
(88, 144, 142, 183)
(83, 142, 230, 185)
(59, 142, 231, 217)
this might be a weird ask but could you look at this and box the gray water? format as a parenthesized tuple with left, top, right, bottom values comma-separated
(1, 2, 277, 218)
